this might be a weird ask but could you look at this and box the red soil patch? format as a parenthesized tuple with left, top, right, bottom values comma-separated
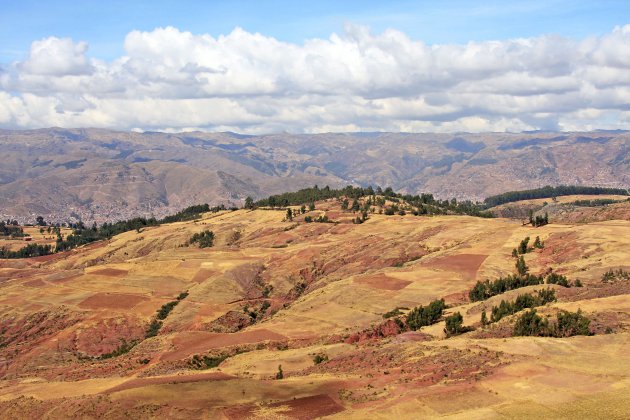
(191, 268, 217, 283)
(423, 254, 488, 280)
(345, 319, 405, 344)
(330, 224, 353, 235)
(161, 329, 287, 362)
(90, 268, 128, 277)
(78, 293, 148, 310)
(104, 372, 233, 394)
(354, 274, 411, 290)
(24, 279, 46, 287)
(224, 394, 344, 420)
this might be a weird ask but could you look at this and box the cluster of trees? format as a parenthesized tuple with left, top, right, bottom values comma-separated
(512, 236, 544, 257)
(572, 198, 629, 207)
(304, 215, 331, 223)
(256, 185, 494, 218)
(161, 204, 224, 223)
(0, 221, 25, 238)
(470, 270, 580, 302)
(484, 185, 628, 207)
(513, 308, 591, 337)
(146, 291, 188, 339)
(0, 243, 53, 259)
(469, 274, 545, 302)
(56, 217, 160, 252)
(602, 268, 630, 282)
(256, 185, 372, 207)
(486, 289, 557, 324)
(406, 299, 446, 330)
(530, 212, 549, 227)
(188, 230, 214, 248)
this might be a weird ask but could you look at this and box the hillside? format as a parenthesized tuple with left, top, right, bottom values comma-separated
(1, 197, 630, 418)
(1, 128, 629, 224)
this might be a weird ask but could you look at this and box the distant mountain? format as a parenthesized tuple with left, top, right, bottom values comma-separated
(1, 128, 629, 223)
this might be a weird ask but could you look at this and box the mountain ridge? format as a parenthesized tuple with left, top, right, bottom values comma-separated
(1, 128, 629, 224)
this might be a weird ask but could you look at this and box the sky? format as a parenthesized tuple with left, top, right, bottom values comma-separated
(1, 0, 630, 133)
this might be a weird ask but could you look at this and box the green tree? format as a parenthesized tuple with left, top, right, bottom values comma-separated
(444, 312, 464, 336)
(244, 196, 255, 209)
(275, 365, 284, 379)
(286, 208, 293, 221)
(518, 237, 530, 254)
(516, 256, 528, 276)
(481, 310, 488, 326)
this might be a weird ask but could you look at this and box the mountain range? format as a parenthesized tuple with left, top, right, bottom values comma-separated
(1, 128, 629, 223)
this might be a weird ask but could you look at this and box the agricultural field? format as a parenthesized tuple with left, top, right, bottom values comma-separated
(0, 197, 629, 418)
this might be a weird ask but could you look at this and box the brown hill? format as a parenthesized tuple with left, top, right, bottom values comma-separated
(1, 128, 629, 224)
(1, 199, 630, 417)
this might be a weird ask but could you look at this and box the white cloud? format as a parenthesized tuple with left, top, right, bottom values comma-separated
(1, 24, 630, 132)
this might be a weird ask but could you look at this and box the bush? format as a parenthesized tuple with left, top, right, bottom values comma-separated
(189, 353, 228, 369)
(313, 354, 329, 365)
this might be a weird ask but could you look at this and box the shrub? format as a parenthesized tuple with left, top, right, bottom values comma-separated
(313, 354, 329, 365)
(189, 353, 228, 369)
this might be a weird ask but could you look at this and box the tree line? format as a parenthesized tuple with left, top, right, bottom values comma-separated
(484, 185, 628, 207)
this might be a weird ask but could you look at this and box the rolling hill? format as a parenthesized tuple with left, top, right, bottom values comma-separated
(0, 195, 630, 417)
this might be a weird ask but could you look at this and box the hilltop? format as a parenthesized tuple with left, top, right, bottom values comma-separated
(1, 128, 629, 224)
(1, 192, 630, 418)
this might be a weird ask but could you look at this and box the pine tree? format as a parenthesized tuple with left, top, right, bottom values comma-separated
(516, 256, 529, 276)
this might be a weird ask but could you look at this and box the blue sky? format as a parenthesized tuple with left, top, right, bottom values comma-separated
(2, 0, 630, 62)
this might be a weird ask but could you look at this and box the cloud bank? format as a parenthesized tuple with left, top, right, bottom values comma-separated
(1, 24, 630, 133)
